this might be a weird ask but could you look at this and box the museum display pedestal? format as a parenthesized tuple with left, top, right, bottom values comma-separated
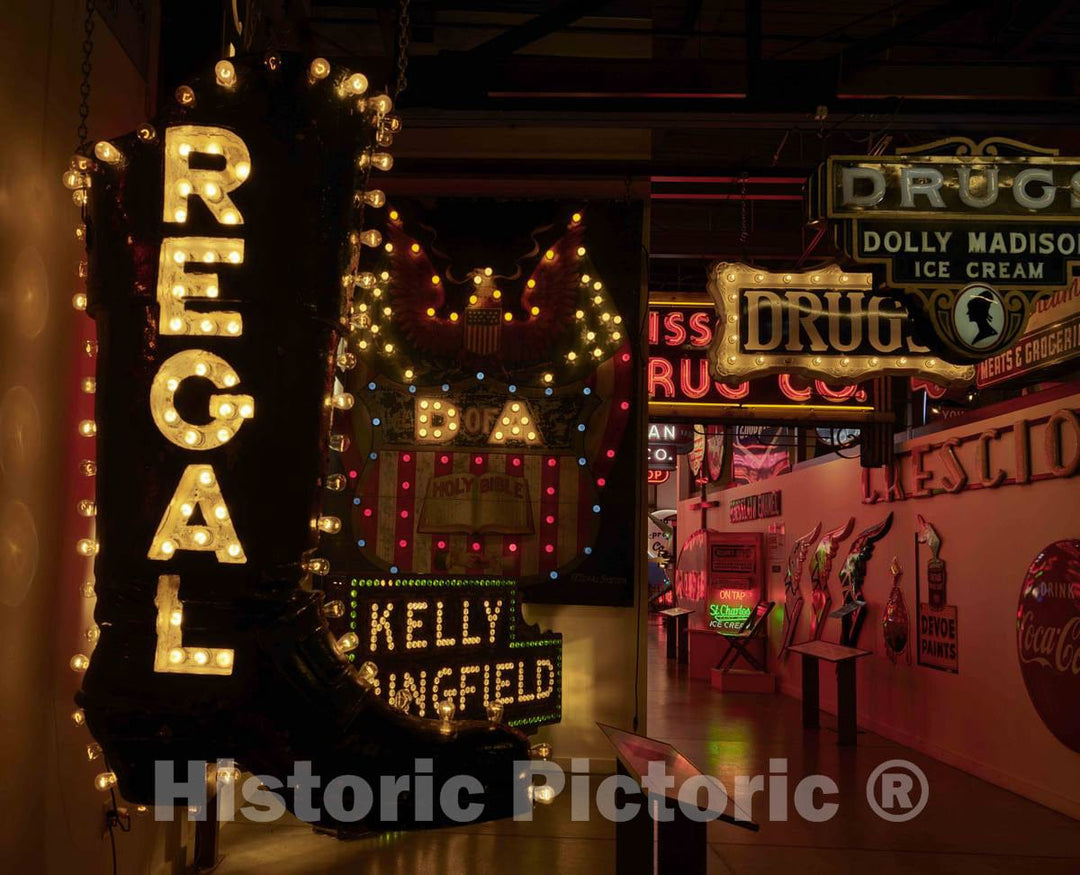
(709, 668, 777, 694)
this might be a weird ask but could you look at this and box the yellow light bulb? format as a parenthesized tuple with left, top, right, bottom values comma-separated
(346, 73, 369, 95)
(309, 58, 331, 80)
(215, 60, 236, 87)
(70, 654, 90, 672)
(72, 293, 87, 311)
(94, 141, 121, 164)
(317, 516, 342, 534)
(95, 772, 117, 792)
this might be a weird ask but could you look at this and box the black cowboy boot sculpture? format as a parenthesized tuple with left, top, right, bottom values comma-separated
(71, 54, 530, 832)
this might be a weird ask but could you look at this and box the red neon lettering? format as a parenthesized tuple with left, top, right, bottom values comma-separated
(647, 357, 675, 398)
(680, 358, 712, 399)
(688, 311, 713, 347)
(778, 374, 811, 401)
(663, 311, 687, 346)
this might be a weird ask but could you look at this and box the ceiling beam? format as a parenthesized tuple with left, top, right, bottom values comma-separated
(466, 0, 614, 57)
(838, 0, 984, 66)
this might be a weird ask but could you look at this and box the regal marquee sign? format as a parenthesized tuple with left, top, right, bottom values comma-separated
(811, 137, 1080, 362)
(706, 263, 974, 387)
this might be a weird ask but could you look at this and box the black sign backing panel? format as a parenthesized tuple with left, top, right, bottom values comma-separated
(320, 199, 646, 607)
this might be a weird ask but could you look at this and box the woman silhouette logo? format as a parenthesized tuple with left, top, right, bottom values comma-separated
(954, 284, 1005, 350)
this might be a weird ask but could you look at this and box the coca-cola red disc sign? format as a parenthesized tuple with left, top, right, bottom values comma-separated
(1016, 540, 1080, 753)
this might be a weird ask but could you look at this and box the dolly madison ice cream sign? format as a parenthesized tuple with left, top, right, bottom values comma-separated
(810, 137, 1080, 363)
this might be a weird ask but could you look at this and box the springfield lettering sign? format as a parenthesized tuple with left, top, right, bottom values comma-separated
(811, 137, 1080, 362)
(707, 263, 973, 387)
(333, 577, 562, 728)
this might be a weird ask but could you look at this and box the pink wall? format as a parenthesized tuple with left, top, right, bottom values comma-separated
(678, 387, 1080, 819)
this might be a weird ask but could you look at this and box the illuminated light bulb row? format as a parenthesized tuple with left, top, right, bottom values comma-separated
(167, 646, 233, 669)
(405, 601, 429, 649)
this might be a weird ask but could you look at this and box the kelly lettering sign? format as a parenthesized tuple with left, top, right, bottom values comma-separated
(707, 263, 973, 387)
(729, 490, 782, 524)
(812, 137, 1080, 362)
(329, 577, 562, 728)
(648, 294, 879, 423)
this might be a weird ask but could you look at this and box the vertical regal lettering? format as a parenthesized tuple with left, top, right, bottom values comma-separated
(149, 126, 252, 675)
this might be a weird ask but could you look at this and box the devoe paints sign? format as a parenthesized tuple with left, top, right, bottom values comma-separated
(1017, 540, 1080, 753)
(647, 293, 876, 423)
(322, 577, 561, 728)
(861, 406, 1080, 503)
(811, 137, 1080, 362)
(706, 263, 974, 388)
(320, 199, 644, 608)
(976, 280, 1080, 387)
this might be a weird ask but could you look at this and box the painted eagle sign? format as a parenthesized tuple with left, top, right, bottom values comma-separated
(811, 137, 1080, 363)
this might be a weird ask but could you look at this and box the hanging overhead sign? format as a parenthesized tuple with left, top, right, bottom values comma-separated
(648, 293, 882, 424)
(811, 137, 1080, 363)
(706, 263, 973, 387)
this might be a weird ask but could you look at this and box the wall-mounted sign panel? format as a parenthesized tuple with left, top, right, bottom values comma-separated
(706, 263, 973, 388)
(811, 137, 1080, 362)
(976, 280, 1080, 387)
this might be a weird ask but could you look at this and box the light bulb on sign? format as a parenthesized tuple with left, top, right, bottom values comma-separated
(214, 60, 237, 88)
(94, 772, 117, 792)
(317, 516, 342, 534)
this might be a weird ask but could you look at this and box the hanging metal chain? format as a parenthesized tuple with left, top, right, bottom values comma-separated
(393, 0, 410, 100)
(76, 0, 96, 150)
(737, 172, 750, 255)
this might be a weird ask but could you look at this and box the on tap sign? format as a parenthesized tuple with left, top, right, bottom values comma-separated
(648, 293, 882, 423)
(812, 137, 1080, 362)
(326, 577, 561, 728)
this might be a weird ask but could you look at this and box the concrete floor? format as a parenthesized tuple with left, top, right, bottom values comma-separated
(214, 618, 1080, 873)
